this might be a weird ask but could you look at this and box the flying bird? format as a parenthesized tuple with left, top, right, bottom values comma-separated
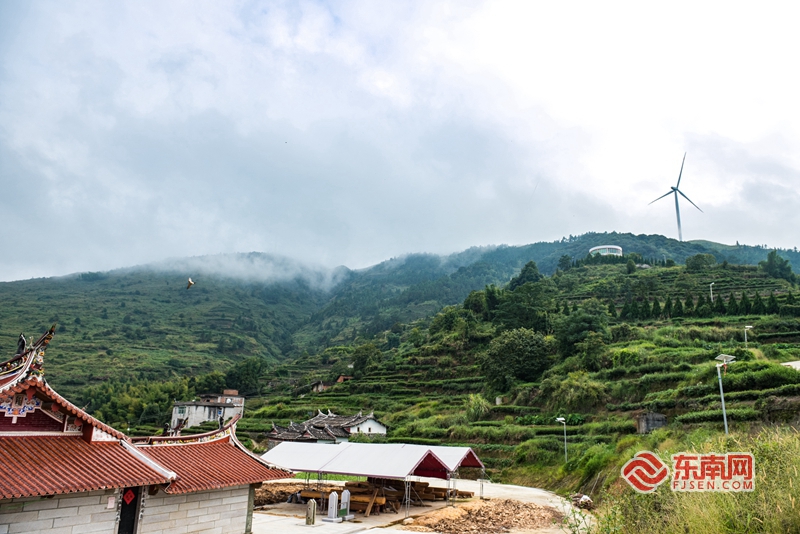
(186, 278, 195, 289)
(649, 153, 703, 242)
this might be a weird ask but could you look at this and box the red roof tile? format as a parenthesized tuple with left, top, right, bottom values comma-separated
(0, 436, 170, 499)
(137, 436, 291, 494)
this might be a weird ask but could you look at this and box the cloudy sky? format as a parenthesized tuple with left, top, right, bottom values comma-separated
(2, 1, 800, 282)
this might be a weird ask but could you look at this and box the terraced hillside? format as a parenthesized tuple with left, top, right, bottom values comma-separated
(226, 257, 800, 495)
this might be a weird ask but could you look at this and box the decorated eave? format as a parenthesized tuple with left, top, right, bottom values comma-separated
(133, 414, 291, 494)
(0, 325, 125, 441)
(0, 326, 174, 499)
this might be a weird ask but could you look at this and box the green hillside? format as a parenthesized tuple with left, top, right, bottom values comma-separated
(1, 233, 797, 402)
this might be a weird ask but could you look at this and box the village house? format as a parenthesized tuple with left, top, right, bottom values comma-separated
(170, 389, 245, 432)
(0, 326, 290, 534)
(267, 409, 387, 445)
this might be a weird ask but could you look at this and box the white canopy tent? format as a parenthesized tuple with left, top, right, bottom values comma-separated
(262, 442, 451, 479)
(261, 442, 486, 509)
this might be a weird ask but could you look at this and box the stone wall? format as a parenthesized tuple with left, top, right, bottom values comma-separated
(0, 489, 119, 534)
(139, 485, 251, 534)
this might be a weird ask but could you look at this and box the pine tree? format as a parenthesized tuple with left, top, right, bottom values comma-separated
(787, 292, 796, 305)
(652, 299, 662, 319)
(752, 293, 766, 315)
(620, 299, 632, 320)
(663, 296, 673, 318)
(684, 294, 695, 317)
(767, 292, 780, 315)
(673, 299, 684, 317)
(607, 301, 618, 318)
(727, 293, 739, 316)
(641, 300, 653, 320)
(740, 293, 752, 314)
(563, 302, 570, 315)
(630, 300, 640, 321)
(714, 294, 727, 315)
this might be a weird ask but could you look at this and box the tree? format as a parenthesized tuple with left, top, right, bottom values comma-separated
(480, 328, 550, 391)
(626, 259, 636, 274)
(225, 357, 267, 396)
(714, 294, 727, 315)
(651, 299, 662, 319)
(740, 293, 752, 315)
(767, 292, 780, 315)
(463, 290, 488, 319)
(727, 293, 739, 316)
(508, 261, 544, 291)
(663, 296, 673, 318)
(554, 299, 610, 356)
(759, 250, 795, 282)
(195, 372, 226, 394)
(558, 255, 573, 271)
(352, 344, 380, 374)
(752, 293, 766, 315)
(607, 300, 617, 318)
(494, 279, 557, 333)
(686, 253, 717, 272)
(673, 298, 684, 317)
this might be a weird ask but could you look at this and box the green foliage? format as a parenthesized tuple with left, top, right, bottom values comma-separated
(464, 394, 492, 422)
(507, 261, 544, 291)
(554, 299, 610, 356)
(480, 328, 550, 391)
(685, 253, 717, 272)
(539, 371, 607, 411)
(759, 249, 796, 282)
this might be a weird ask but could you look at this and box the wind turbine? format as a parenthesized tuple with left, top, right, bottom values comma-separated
(649, 153, 703, 241)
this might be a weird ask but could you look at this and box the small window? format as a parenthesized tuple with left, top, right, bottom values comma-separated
(368, 427, 372, 433)
(177, 407, 186, 416)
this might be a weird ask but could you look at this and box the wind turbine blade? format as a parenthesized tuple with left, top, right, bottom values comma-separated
(648, 191, 674, 205)
(676, 152, 687, 188)
(677, 189, 703, 212)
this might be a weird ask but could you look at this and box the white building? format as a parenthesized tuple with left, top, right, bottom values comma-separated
(171, 389, 244, 432)
(589, 245, 623, 256)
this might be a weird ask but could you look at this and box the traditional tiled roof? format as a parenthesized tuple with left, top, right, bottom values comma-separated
(267, 410, 383, 444)
(304, 409, 380, 429)
(0, 436, 169, 499)
(1, 374, 127, 440)
(268, 421, 345, 442)
(1, 326, 286, 498)
(135, 416, 291, 493)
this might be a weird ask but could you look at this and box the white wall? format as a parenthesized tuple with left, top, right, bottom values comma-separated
(350, 418, 387, 435)
(0, 489, 118, 534)
(139, 485, 251, 534)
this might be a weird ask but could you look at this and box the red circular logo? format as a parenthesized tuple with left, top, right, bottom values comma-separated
(621, 451, 669, 493)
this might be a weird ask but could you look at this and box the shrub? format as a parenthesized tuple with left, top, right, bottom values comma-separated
(675, 408, 761, 424)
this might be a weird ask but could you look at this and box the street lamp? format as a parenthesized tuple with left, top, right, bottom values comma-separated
(709, 283, 715, 303)
(744, 326, 753, 349)
(715, 354, 736, 435)
(555, 417, 567, 462)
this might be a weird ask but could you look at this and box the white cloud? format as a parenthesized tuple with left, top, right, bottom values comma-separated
(1, 1, 799, 281)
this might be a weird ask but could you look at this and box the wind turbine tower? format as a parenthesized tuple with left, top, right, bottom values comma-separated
(649, 153, 703, 241)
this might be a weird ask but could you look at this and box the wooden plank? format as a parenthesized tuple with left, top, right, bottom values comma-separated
(365, 489, 379, 518)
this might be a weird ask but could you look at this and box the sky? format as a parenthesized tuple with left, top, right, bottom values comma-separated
(2, 1, 800, 282)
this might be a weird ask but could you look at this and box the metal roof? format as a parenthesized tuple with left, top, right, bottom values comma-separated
(261, 442, 477, 480)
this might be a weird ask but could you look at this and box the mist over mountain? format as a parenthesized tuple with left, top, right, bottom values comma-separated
(1, 232, 796, 397)
(141, 252, 351, 292)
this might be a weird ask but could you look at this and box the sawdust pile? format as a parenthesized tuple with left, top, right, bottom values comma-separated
(402, 499, 562, 534)
(255, 483, 339, 506)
